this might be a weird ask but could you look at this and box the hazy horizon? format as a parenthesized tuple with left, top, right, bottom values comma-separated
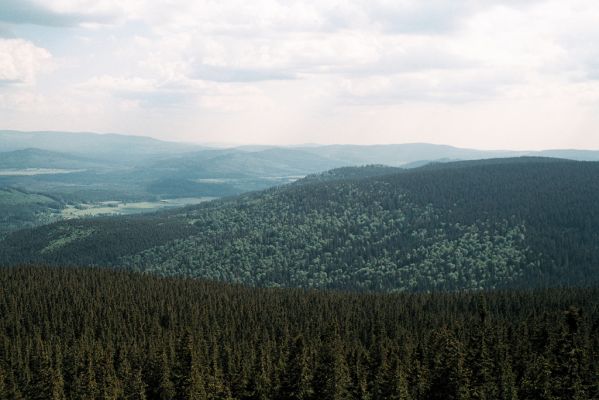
(5, 129, 599, 152)
(2, 1, 599, 150)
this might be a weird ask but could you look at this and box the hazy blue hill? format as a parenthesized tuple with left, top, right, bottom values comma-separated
(5, 130, 599, 167)
(414, 155, 572, 171)
(3, 157, 599, 291)
(0, 130, 205, 163)
(204, 147, 345, 176)
(536, 149, 599, 161)
(0, 148, 104, 170)
(130, 147, 347, 197)
(298, 143, 599, 166)
(297, 143, 516, 166)
(149, 148, 242, 170)
(154, 147, 346, 178)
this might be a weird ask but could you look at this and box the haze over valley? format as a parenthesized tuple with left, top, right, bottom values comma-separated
(3, 129, 599, 238)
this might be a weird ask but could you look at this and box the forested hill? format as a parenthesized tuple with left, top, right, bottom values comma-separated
(299, 165, 403, 184)
(2, 157, 599, 291)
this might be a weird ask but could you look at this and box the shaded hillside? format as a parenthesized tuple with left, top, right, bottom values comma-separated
(0, 266, 597, 399)
(0, 188, 64, 237)
(2, 157, 599, 291)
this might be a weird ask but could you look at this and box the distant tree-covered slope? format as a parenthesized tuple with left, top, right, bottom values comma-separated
(0, 188, 65, 238)
(2, 157, 599, 291)
(154, 147, 347, 178)
(0, 148, 105, 170)
(0, 130, 203, 162)
(299, 164, 403, 184)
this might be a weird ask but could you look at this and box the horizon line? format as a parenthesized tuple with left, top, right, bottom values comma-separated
(2, 129, 599, 153)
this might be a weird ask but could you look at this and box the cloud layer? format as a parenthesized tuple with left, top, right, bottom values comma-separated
(1, 0, 599, 149)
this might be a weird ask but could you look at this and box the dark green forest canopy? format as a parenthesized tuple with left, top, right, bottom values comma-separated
(0, 266, 598, 399)
(2, 157, 599, 291)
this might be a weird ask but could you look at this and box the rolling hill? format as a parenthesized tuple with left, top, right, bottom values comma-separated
(150, 147, 346, 178)
(0, 148, 104, 170)
(295, 143, 512, 166)
(2, 157, 599, 291)
(0, 130, 203, 163)
(0, 188, 64, 237)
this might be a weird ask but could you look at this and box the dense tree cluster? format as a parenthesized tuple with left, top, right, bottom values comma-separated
(1, 266, 598, 399)
(2, 158, 599, 291)
(299, 165, 402, 184)
(0, 188, 64, 238)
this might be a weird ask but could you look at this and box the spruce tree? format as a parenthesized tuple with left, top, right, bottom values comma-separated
(278, 335, 312, 400)
(158, 351, 176, 400)
(427, 329, 470, 400)
(312, 333, 351, 400)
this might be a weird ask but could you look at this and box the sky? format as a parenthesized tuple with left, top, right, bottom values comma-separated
(1, 0, 599, 149)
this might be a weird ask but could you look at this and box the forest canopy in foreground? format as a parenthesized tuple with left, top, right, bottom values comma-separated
(0, 266, 598, 399)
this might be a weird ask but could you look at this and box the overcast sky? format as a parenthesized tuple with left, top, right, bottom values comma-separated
(1, 0, 598, 149)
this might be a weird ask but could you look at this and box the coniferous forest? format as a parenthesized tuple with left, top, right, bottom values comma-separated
(1, 266, 598, 399)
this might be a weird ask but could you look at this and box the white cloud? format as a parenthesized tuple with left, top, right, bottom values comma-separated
(0, 38, 51, 85)
(2, 0, 599, 149)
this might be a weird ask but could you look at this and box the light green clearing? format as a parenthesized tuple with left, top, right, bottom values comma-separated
(60, 197, 215, 218)
(0, 168, 86, 176)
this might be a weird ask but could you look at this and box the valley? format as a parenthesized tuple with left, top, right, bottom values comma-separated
(2, 132, 599, 398)
(3, 154, 599, 292)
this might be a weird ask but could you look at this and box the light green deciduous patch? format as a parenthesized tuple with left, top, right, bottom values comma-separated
(119, 188, 532, 291)
(41, 227, 95, 254)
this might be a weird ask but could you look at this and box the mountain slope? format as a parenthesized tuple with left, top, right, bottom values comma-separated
(0, 188, 64, 237)
(296, 143, 514, 166)
(0, 130, 204, 163)
(2, 157, 599, 291)
(0, 148, 104, 169)
(153, 147, 346, 178)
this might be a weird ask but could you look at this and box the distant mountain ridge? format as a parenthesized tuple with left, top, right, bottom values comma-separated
(3, 129, 599, 208)
(4, 130, 599, 167)
(0, 148, 104, 170)
(0, 130, 204, 163)
(294, 143, 514, 166)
